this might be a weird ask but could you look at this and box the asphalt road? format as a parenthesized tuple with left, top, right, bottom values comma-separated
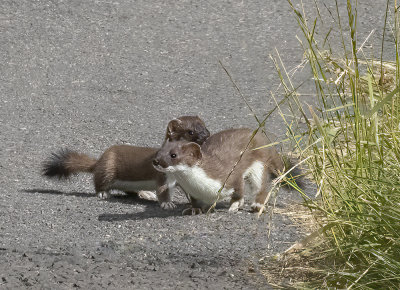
(0, 0, 391, 289)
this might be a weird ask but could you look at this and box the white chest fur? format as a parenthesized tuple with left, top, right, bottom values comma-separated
(166, 161, 265, 206)
(167, 165, 234, 205)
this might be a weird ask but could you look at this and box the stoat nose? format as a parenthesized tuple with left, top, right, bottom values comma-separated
(153, 159, 160, 166)
(198, 130, 210, 144)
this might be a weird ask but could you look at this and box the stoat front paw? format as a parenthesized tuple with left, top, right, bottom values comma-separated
(228, 202, 240, 213)
(182, 207, 203, 215)
(250, 202, 266, 213)
(229, 198, 244, 213)
(138, 190, 157, 201)
(160, 201, 176, 210)
(97, 191, 111, 199)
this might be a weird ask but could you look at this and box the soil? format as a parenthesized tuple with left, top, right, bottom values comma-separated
(0, 0, 389, 289)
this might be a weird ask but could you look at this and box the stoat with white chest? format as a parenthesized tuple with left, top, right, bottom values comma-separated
(42, 116, 210, 209)
(153, 128, 286, 214)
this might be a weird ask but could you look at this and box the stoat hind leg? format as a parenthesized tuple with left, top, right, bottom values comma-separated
(229, 179, 245, 213)
(97, 191, 111, 199)
(94, 150, 117, 199)
(250, 168, 271, 213)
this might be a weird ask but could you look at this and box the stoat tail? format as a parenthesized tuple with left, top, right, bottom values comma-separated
(280, 154, 305, 190)
(42, 148, 97, 179)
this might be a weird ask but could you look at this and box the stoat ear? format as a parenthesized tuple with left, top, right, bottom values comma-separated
(182, 142, 202, 160)
(195, 115, 207, 127)
(165, 118, 183, 141)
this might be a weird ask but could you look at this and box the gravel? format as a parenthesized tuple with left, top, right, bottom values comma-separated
(0, 0, 389, 288)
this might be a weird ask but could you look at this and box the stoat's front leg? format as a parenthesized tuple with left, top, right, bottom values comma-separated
(156, 174, 176, 210)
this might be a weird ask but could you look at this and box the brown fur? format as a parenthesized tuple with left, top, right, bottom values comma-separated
(42, 116, 210, 208)
(164, 116, 210, 145)
(64, 152, 97, 174)
(92, 145, 157, 192)
(153, 128, 285, 213)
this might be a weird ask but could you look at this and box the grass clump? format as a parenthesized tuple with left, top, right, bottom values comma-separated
(267, 0, 400, 288)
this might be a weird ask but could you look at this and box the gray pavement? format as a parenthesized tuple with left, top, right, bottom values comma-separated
(0, 0, 390, 288)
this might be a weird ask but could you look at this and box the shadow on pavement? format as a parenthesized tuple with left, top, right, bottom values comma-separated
(97, 207, 184, 221)
(22, 188, 95, 198)
(23, 188, 185, 220)
(21, 188, 158, 205)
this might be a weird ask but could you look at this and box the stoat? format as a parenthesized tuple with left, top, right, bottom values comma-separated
(42, 116, 210, 209)
(153, 128, 285, 214)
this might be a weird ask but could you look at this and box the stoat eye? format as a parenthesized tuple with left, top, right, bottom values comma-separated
(188, 131, 194, 135)
(170, 153, 177, 158)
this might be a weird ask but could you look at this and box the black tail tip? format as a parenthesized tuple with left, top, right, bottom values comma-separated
(41, 148, 73, 179)
(282, 155, 306, 190)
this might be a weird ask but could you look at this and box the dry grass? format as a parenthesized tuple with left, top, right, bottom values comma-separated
(259, 1, 400, 288)
(260, 203, 324, 288)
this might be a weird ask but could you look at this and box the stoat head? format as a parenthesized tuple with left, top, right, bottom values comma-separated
(153, 140, 202, 173)
(165, 116, 210, 145)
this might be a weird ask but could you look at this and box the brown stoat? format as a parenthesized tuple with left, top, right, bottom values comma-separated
(153, 128, 285, 214)
(42, 116, 210, 209)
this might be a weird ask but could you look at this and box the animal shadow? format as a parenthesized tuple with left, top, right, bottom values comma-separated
(22, 188, 95, 199)
(22, 188, 184, 219)
(21, 188, 158, 206)
(98, 203, 187, 221)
